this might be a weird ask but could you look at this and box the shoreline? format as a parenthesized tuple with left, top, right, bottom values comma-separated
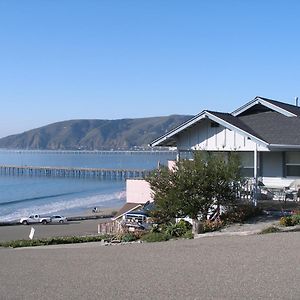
(0, 207, 121, 242)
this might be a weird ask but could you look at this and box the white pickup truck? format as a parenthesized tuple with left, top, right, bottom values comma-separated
(20, 214, 51, 225)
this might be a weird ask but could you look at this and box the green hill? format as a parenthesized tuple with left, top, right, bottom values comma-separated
(0, 115, 191, 150)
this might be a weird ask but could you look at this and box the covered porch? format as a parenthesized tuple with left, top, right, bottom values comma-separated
(175, 149, 300, 203)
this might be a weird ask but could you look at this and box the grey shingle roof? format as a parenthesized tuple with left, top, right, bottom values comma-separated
(238, 111, 300, 145)
(258, 97, 300, 117)
(150, 97, 300, 147)
(207, 111, 266, 142)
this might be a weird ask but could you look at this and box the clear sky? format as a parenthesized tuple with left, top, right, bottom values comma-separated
(1, 0, 300, 138)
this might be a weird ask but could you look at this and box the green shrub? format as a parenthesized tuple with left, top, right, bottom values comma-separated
(221, 204, 262, 224)
(140, 232, 170, 242)
(182, 230, 194, 239)
(200, 219, 224, 233)
(0, 235, 106, 248)
(150, 223, 161, 233)
(120, 233, 138, 242)
(291, 214, 300, 225)
(177, 219, 192, 231)
(279, 216, 294, 227)
(165, 223, 181, 237)
(279, 214, 300, 227)
(260, 226, 281, 234)
(164, 220, 193, 237)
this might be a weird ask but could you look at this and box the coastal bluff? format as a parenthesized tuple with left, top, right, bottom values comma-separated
(0, 115, 190, 150)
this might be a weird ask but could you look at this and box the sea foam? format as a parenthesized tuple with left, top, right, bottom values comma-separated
(0, 190, 126, 221)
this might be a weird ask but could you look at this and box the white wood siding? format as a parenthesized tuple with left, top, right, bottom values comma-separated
(176, 119, 268, 152)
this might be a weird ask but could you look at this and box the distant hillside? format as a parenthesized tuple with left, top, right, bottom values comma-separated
(0, 115, 191, 150)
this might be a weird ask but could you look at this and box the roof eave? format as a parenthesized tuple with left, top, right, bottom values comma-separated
(232, 97, 259, 116)
(269, 144, 300, 150)
(232, 96, 297, 117)
(150, 112, 206, 147)
(111, 204, 143, 221)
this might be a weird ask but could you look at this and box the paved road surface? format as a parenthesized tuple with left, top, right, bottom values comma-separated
(0, 232, 299, 299)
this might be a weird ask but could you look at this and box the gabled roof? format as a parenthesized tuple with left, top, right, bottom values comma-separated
(232, 96, 300, 117)
(150, 96, 300, 148)
(150, 110, 268, 147)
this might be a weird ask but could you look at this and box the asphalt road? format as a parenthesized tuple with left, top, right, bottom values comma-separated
(0, 232, 299, 299)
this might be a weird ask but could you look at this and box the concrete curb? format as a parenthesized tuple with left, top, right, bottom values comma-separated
(195, 224, 300, 238)
(195, 229, 261, 238)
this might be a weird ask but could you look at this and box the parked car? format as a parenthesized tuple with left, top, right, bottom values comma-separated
(20, 214, 51, 225)
(50, 215, 67, 224)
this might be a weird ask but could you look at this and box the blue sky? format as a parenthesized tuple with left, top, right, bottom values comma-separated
(0, 0, 300, 138)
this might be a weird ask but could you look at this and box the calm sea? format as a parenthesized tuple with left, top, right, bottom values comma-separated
(0, 150, 176, 221)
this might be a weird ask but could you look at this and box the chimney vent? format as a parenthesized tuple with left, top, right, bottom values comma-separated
(295, 97, 299, 107)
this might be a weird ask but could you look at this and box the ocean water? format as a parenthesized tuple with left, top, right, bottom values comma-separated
(0, 150, 176, 221)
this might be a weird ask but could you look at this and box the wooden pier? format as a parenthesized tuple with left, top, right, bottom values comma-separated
(0, 165, 151, 180)
(0, 149, 176, 155)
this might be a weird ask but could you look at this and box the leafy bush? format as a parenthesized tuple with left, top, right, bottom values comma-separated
(200, 219, 224, 233)
(182, 230, 194, 239)
(260, 226, 281, 234)
(165, 220, 192, 237)
(140, 232, 170, 242)
(120, 233, 138, 242)
(291, 214, 300, 225)
(177, 219, 192, 231)
(221, 204, 262, 224)
(279, 216, 294, 226)
(0, 235, 106, 248)
(150, 223, 161, 233)
(279, 214, 300, 227)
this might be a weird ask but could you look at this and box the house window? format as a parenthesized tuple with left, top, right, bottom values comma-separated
(286, 152, 300, 176)
(238, 152, 257, 177)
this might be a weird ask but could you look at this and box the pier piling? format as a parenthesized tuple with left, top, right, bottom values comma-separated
(0, 165, 151, 180)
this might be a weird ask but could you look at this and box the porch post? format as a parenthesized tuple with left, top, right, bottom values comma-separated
(253, 145, 258, 206)
(176, 150, 180, 162)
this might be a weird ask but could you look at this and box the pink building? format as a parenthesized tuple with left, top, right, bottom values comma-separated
(112, 179, 154, 221)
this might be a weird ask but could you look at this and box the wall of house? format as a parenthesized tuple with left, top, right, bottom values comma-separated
(176, 119, 268, 152)
(126, 179, 153, 204)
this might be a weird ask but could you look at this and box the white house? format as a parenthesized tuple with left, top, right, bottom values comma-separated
(114, 96, 300, 219)
(150, 96, 300, 190)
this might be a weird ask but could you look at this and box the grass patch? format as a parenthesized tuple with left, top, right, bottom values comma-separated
(0, 235, 108, 248)
(140, 232, 170, 242)
(259, 226, 281, 234)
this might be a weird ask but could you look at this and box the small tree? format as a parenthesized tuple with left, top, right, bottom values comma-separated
(147, 166, 181, 224)
(147, 151, 241, 233)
